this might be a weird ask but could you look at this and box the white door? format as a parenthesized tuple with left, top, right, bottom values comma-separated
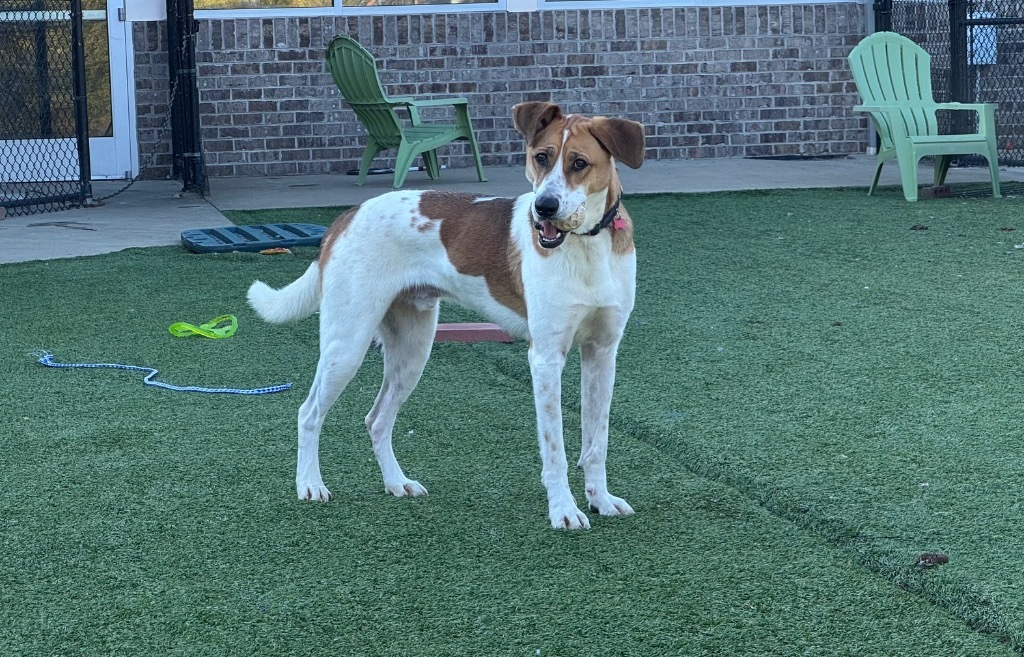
(0, 0, 135, 182)
(87, 0, 135, 179)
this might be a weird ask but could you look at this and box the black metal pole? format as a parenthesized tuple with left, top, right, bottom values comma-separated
(166, 0, 206, 195)
(872, 0, 892, 33)
(183, 0, 207, 195)
(948, 0, 970, 133)
(69, 0, 95, 205)
(166, 0, 182, 179)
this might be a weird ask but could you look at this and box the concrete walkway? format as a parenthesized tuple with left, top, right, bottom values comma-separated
(1, 155, 1019, 264)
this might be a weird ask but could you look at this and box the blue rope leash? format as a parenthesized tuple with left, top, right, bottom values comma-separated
(34, 352, 291, 395)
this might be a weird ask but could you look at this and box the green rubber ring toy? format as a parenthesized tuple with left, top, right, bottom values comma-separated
(169, 314, 238, 339)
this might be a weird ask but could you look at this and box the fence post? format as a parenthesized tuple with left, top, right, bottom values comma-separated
(166, 0, 207, 195)
(69, 0, 95, 206)
(948, 0, 971, 134)
(873, 0, 892, 32)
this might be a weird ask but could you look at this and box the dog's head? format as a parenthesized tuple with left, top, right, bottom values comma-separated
(512, 101, 645, 249)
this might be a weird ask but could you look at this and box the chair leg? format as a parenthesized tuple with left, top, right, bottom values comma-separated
(987, 151, 1002, 199)
(897, 154, 920, 202)
(392, 142, 418, 189)
(422, 150, 441, 180)
(983, 112, 1002, 199)
(356, 145, 379, 187)
(466, 132, 487, 183)
(867, 160, 885, 196)
(470, 142, 487, 183)
(454, 106, 487, 183)
(933, 155, 954, 187)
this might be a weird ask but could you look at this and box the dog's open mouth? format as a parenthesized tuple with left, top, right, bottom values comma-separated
(534, 220, 567, 249)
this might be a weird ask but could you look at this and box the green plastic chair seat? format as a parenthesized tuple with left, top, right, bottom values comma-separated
(326, 34, 487, 190)
(847, 32, 1001, 202)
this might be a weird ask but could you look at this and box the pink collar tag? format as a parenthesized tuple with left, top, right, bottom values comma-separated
(612, 216, 627, 231)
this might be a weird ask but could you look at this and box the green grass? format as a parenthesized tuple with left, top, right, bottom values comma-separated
(2, 186, 1023, 655)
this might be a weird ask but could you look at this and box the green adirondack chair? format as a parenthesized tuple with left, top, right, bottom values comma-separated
(325, 34, 487, 189)
(848, 31, 1001, 202)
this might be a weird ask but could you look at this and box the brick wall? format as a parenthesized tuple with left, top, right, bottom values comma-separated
(134, 21, 173, 178)
(133, 4, 867, 179)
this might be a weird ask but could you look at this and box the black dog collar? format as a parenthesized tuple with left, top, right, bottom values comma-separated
(584, 196, 622, 237)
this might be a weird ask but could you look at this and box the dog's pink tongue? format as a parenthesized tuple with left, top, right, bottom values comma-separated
(541, 221, 561, 239)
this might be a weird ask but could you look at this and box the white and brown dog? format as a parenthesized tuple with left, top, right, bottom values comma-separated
(248, 101, 645, 529)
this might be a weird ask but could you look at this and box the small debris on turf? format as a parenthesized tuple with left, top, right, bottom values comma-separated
(999, 227, 1016, 232)
(911, 224, 928, 231)
(914, 552, 950, 569)
(831, 321, 844, 327)
(259, 247, 293, 255)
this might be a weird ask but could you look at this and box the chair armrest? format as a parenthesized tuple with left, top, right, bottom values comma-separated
(931, 103, 999, 133)
(391, 97, 470, 127)
(855, 103, 997, 114)
(395, 97, 469, 108)
(933, 102, 998, 134)
(852, 105, 911, 142)
(932, 102, 998, 112)
(852, 105, 896, 113)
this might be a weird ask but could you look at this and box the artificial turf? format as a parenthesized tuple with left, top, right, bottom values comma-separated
(2, 186, 1022, 655)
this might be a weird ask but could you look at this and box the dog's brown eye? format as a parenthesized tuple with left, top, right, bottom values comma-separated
(534, 152, 549, 167)
(572, 158, 588, 171)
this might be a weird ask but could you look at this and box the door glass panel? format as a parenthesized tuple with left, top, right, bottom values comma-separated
(0, 16, 76, 139)
(1, 1, 131, 184)
(196, 1, 331, 7)
(85, 19, 112, 137)
(0, 10, 111, 139)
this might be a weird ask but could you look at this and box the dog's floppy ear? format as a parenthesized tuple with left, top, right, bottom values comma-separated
(588, 117, 646, 169)
(513, 102, 563, 144)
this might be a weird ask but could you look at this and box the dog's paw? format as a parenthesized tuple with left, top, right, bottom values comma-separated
(297, 480, 333, 502)
(385, 479, 428, 497)
(587, 492, 634, 517)
(549, 502, 591, 530)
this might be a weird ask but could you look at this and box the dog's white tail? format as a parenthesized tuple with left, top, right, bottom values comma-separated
(247, 262, 321, 324)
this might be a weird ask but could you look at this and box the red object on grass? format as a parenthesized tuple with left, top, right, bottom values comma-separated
(434, 323, 515, 343)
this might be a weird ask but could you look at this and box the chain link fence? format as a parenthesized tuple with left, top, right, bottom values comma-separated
(879, 0, 1024, 167)
(0, 1, 90, 218)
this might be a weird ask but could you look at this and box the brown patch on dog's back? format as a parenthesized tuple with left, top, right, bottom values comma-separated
(410, 208, 436, 233)
(318, 207, 357, 268)
(419, 192, 526, 318)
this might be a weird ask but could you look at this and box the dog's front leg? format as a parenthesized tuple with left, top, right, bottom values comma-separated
(529, 340, 590, 530)
(579, 339, 634, 518)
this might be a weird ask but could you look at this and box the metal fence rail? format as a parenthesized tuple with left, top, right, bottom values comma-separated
(878, 0, 1024, 166)
(0, 0, 91, 218)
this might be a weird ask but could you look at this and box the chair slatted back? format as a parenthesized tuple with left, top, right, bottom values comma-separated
(848, 32, 941, 149)
(326, 35, 403, 148)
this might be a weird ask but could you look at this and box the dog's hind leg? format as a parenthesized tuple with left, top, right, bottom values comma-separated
(364, 296, 439, 497)
(579, 335, 634, 518)
(296, 303, 383, 502)
(296, 366, 344, 501)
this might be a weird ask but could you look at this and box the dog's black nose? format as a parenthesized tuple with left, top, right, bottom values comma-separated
(534, 195, 559, 219)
